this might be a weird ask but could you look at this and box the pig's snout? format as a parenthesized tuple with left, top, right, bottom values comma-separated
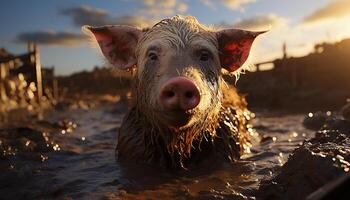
(159, 77, 200, 111)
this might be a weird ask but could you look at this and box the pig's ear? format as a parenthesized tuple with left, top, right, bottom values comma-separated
(82, 25, 143, 70)
(216, 29, 266, 72)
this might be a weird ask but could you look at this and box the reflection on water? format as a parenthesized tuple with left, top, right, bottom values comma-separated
(0, 103, 314, 199)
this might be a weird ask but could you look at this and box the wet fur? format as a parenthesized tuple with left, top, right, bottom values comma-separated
(117, 83, 252, 169)
(116, 16, 253, 169)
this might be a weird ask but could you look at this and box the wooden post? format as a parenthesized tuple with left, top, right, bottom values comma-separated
(53, 78, 58, 100)
(33, 44, 43, 104)
(27, 42, 35, 53)
(0, 63, 8, 102)
(256, 64, 260, 71)
(292, 64, 297, 89)
(283, 42, 287, 60)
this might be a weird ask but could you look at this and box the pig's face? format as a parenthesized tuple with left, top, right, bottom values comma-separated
(84, 16, 264, 129)
(134, 27, 221, 128)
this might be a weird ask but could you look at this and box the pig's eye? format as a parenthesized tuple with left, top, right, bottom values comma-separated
(199, 51, 211, 61)
(148, 52, 158, 61)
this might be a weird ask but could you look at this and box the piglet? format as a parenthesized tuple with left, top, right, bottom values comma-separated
(84, 15, 265, 169)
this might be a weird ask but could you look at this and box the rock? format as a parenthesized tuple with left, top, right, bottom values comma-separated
(307, 173, 350, 200)
(0, 126, 58, 160)
(341, 102, 350, 121)
(321, 119, 350, 134)
(257, 121, 350, 200)
(303, 111, 333, 131)
(37, 119, 77, 133)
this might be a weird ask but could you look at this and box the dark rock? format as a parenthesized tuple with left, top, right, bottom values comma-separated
(341, 102, 350, 120)
(0, 126, 57, 160)
(322, 119, 350, 134)
(303, 111, 333, 131)
(260, 135, 274, 144)
(257, 123, 350, 200)
(196, 189, 252, 200)
(54, 100, 74, 111)
(307, 173, 350, 200)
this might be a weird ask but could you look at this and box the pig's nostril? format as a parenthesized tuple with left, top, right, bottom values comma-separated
(185, 91, 194, 99)
(164, 91, 175, 98)
(159, 77, 200, 111)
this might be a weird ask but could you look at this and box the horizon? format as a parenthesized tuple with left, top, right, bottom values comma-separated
(1, 0, 350, 75)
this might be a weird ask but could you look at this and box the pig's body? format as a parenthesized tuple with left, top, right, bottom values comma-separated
(84, 16, 264, 169)
(117, 85, 252, 168)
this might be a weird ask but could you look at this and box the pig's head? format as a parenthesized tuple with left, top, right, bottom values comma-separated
(84, 16, 264, 154)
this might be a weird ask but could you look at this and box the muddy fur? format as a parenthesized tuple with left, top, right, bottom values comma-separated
(110, 16, 255, 169)
(117, 82, 252, 169)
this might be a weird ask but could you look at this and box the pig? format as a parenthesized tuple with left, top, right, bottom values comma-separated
(83, 15, 265, 169)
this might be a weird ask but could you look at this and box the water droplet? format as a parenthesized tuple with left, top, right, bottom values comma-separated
(40, 154, 48, 162)
(336, 155, 344, 160)
(53, 144, 60, 151)
(278, 158, 283, 165)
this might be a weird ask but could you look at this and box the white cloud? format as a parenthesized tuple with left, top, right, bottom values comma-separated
(137, 0, 189, 21)
(200, 0, 214, 9)
(249, 15, 350, 65)
(61, 1, 189, 29)
(200, 0, 256, 11)
(233, 14, 286, 30)
(61, 5, 151, 28)
(222, 0, 256, 10)
(16, 31, 85, 46)
(303, 0, 350, 24)
(177, 3, 188, 13)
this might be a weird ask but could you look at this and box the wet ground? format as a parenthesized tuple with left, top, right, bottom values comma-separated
(0, 102, 329, 200)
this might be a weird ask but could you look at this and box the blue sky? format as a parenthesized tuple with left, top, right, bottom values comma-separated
(1, 0, 349, 75)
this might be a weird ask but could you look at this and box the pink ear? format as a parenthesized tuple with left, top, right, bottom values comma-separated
(83, 25, 143, 70)
(216, 29, 266, 72)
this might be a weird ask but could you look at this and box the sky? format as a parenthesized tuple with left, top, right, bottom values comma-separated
(1, 0, 350, 75)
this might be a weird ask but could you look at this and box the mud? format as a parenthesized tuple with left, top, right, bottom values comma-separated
(302, 111, 333, 131)
(258, 115, 350, 200)
(117, 87, 254, 169)
(341, 101, 350, 120)
(2, 102, 350, 199)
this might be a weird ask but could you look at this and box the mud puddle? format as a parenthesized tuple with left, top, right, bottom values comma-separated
(0, 103, 315, 199)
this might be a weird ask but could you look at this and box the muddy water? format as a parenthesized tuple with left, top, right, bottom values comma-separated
(0, 103, 314, 200)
